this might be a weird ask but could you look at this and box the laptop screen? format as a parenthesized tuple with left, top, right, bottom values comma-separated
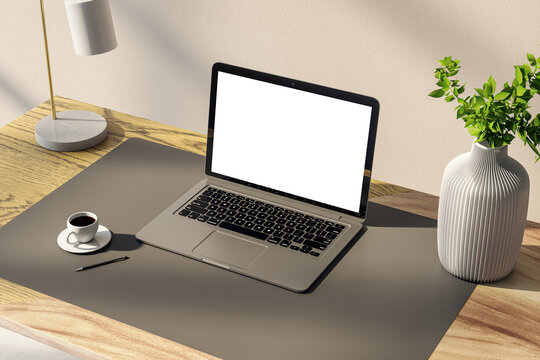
(207, 64, 379, 218)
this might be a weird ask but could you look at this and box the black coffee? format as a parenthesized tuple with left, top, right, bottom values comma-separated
(70, 215, 96, 227)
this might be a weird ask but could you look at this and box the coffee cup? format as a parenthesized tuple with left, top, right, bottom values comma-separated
(67, 211, 99, 244)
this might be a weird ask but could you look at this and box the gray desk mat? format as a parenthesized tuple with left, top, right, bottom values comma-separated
(0, 138, 475, 360)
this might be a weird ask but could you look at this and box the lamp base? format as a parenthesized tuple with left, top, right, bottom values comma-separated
(35, 110, 108, 151)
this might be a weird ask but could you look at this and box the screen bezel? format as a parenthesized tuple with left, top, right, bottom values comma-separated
(205, 62, 379, 219)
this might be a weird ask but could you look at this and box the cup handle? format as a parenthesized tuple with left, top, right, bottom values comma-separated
(66, 231, 78, 244)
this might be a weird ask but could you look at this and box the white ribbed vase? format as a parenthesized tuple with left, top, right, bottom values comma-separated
(438, 141, 529, 282)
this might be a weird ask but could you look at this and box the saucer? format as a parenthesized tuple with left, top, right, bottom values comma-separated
(57, 224, 112, 254)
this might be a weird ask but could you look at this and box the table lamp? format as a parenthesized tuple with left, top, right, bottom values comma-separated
(35, 0, 117, 152)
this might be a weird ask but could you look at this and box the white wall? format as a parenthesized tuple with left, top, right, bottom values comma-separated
(1, 0, 539, 222)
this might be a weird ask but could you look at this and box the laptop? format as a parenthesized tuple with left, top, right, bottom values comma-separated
(136, 63, 379, 292)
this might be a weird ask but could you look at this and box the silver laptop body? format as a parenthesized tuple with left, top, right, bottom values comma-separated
(136, 63, 379, 292)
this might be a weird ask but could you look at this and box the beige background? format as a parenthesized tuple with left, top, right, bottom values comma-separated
(1, 0, 539, 221)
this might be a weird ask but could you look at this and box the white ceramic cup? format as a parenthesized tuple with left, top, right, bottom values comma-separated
(66, 211, 99, 244)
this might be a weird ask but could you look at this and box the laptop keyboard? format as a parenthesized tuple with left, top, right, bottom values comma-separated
(178, 187, 346, 257)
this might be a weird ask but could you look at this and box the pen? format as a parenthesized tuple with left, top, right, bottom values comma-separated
(74, 256, 129, 272)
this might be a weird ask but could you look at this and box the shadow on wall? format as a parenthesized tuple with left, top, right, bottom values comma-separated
(0, 70, 35, 120)
(113, 0, 207, 90)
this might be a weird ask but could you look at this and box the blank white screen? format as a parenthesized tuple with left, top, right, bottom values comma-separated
(211, 72, 372, 213)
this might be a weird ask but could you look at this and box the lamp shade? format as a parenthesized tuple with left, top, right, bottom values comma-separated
(65, 0, 117, 56)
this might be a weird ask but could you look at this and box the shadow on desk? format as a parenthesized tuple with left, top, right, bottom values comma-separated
(486, 245, 540, 292)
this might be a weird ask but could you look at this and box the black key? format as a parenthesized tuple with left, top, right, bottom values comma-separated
(300, 247, 310, 253)
(185, 205, 207, 214)
(327, 232, 337, 240)
(315, 223, 326, 230)
(290, 245, 300, 251)
(296, 218, 307, 224)
(245, 215, 256, 222)
(244, 222, 255, 228)
(275, 206, 285, 212)
(216, 189, 225, 194)
(254, 218, 265, 225)
(248, 210, 258, 216)
(216, 213, 226, 220)
(283, 233, 294, 241)
(208, 187, 217, 192)
(296, 224, 307, 230)
(239, 201, 249, 207)
(207, 204, 218, 211)
(238, 207, 249, 213)
(221, 202, 230, 208)
(274, 230, 284, 237)
(286, 221, 296, 227)
(197, 195, 212, 202)
(277, 212, 287, 218)
(236, 213, 246, 219)
(293, 229, 304, 237)
(286, 215, 297, 221)
(268, 236, 280, 244)
(257, 213, 268, 219)
(306, 220, 317, 227)
(280, 240, 291, 247)
(275, 224, 284, 230)
(264, 221, 275, 227)
(304, 215, 314, 220)
(236, 195, 245, 200)
(303, 240, 327, 251)
(226, 210, 237, 216)
(202, 190, 213, 196)
(255, 200, 264, 206)
(218, 221, 268, 241)
(179, 209, 190, 216)
(207, 218, 220, 226)
(225, 216, 235, 222)
(221, 196, 232, 202)
(267, 215, 278, 222)
(230, 198, 240, 205)
(294, 212, 303, 217)
(309, 251, 320, 257)
(306, 227, 316, 233)
(326, 226, 342, 235)
(263, 228, 273, 234)
(206, 211, 217, 217)
(229, 204, 239, 211)
(267, 209, 278, 216)
(224, 192, 235, 197)
(283, 227, 294, 233)
(234, 219, 246, 226)
(248, 204, 259, 210)
(313, 235, 331, 245)
(325, 220, 335, 226)
(303, 232, 314, 240)
(265, 203, 274, 208)
(292, 236, 303, 244)
(258, 207, 268, 214)
(276, 218, 287, 225)
(284, 209, 294, 214)
(216, 207, 227, 213)
(197, 215, 209, 222)
(254, 225, 264, 232)
(316, 230, 326, 237)
(188, 212, 199, 219)
(210, 199, 221, 205)
(314, 218, 324, 223)
(211, 193, 222, 199)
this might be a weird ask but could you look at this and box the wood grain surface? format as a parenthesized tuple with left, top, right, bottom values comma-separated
(0, 97, 539, 359)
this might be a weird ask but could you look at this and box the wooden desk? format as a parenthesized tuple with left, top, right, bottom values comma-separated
(0, 97, 538, 359)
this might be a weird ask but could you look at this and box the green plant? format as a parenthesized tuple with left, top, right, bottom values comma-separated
(429, 54, 540, 162)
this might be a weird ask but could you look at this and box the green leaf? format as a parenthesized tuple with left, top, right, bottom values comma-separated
(466, 126, 482, 137)
(483, 81, 493, 96)
(534, 116, 540, 127)
(475, 88, 485, 97)
(445, 95, 455, 102)
(527, 53, 537, 66)
(488, 75, 496, 93)
(457, 106, 466, 118)
(458, 85, 465, 94)
(516, 85, 526, 96)
(494, 91, 511, 101)
(515, 66, 523, 84)
(531, 78, 540, 91)
(428, 89, 445, 98)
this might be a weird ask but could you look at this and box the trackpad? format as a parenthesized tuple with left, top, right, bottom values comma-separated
(193, 232, 267, 269)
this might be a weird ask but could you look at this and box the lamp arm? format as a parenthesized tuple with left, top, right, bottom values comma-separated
(39, 0, 56, 120)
